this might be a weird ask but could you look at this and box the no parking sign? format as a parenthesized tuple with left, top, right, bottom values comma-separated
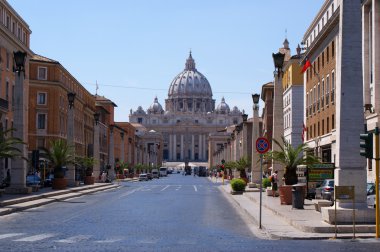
(256, 137, 270, 154)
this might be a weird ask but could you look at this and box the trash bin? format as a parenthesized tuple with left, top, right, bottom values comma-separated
(292, 184, 305, 209)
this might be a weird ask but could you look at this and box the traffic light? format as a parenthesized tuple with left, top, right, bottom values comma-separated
(360, 133, 373, 159)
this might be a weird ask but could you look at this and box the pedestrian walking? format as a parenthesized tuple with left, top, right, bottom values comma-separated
(271, 170, 278, 197)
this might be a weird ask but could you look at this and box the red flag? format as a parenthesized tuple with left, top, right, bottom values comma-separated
(302, 123, 307, 142)
(301, 59, 311, 73)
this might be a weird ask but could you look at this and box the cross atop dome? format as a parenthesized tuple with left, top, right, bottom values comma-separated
(185, 51, 196, 71)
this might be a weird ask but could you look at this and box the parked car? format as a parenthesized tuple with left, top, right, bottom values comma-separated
(146, 173, 153, 180)
(138, 173, 148, 181)
(44, 174, 54, 187)
(315, 179, 334, 201)
(26, 174, 41, 186)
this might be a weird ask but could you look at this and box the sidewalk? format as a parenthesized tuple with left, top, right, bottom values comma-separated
(0, 182, 120, 216)
(211, 178, 377, 240)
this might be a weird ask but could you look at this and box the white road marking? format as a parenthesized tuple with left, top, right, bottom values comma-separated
(118, 187, 142, 199)
(175, 186, 181, 191)
(95, 238, 123, 243)
(0, 233, 25, 239)
(14, 233, 57, 242)
(56, 235, 91, 243)
(193, 185, 198, 192)
(161, 185, 170, 191)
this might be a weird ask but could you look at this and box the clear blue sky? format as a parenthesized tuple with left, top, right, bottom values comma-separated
(9, 0, 324, 121)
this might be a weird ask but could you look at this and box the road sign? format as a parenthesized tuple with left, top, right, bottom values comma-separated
(256, 137, 270, 154)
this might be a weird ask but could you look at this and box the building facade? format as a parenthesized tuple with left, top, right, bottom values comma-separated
(0, 0, 32, 181)
(129, 53, 242, 162)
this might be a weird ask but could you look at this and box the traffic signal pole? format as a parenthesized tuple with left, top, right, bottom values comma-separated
(375, 127, 379, 239)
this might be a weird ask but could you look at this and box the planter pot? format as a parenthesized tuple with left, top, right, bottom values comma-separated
(279, 185, 293, 205)
(84, 176, 95, 185)
(117, 174, 125, 179)
(52, 178, 67, 190)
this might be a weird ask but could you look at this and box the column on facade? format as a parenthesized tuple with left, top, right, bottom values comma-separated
(173, 134, 177, 161)
(198, 135, 202, 160)
(93, 120, 100, 180)
(191, 135, 195, 160)
(180, 134, 184, 160)
(203, 134, 206, 161)
(169, 134, 173, 160)
(120, 132, 125, 162)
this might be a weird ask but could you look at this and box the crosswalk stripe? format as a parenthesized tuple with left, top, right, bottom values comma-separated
(95, 238, 123, 243)
(161, 185, 170, 191)
(14, 233, 56, 242)
(56, 235, 91, 243)
(0, 233, 25, 239)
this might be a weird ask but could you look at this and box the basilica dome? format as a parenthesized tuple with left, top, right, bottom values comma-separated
(168, 52, 213, 99)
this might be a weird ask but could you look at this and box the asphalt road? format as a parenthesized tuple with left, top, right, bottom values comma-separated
(0, 174, 379, 251)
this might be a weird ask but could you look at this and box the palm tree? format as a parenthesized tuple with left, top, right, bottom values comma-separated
(0, 128, 25, 160)
(77, 156, 96, 176)
(235, 156, 251, 179)
(264, 136, 320, 185)
(40, 139, 75, 178)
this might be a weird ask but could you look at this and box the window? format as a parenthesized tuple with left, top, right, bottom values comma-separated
(37, 92, 46, 105)
(5, 81, 9, 100)
(327, 117, 330, 132)
(321, 79, 325, 107)
(332, 41, 335, 57)
(317, 83, 320, 111)
(322, 52, 324, 68)
(322, 119, 325, 135)
(38, 67, 47, 80)
(326, 75, 330, 105)
(6, 52, 9, 69)
(331, 71, 335, 103)
(37, 114, 46, 129)
(332, 114, 335, 129)
(327, 46, 329, 62)
(137, 118, 142, 123)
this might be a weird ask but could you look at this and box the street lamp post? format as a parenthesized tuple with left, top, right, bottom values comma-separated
(6, 51, 30, 194)
(108, 125, 115, 181)
(67, 92, 76, 186)
(271, 52, 285, 183)
(250, 93, 260, 185)
(93, 112, 100, 181)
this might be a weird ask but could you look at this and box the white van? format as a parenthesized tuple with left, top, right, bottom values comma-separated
(152, 169, 159, 179)
(159, 167, 168, 177)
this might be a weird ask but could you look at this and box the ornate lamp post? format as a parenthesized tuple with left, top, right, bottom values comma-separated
(7, 51, 29, 194)
(271, 52, 285, 183)
(250, 93, 261, 185)
(67, 92, 76, 186)
(108, 125, 115, 181)
(93, 112, 100, 181)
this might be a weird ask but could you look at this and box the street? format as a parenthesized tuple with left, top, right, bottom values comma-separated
(0, 174, 379, 251)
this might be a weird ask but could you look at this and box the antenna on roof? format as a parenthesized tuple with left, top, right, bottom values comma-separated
(95, 80, 99, 95)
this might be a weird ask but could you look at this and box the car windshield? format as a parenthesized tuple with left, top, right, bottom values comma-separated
(327, 180, 334, 187)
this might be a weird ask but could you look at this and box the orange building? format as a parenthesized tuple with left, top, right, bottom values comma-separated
(28, 55, 96, 171)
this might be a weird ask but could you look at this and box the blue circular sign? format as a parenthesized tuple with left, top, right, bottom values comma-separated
(256, 137, 270, 154)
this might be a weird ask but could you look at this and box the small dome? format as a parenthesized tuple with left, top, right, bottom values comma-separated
(231, 106, 241, 115)
(216, 97, 230, 114)
(147, 97, 164, 114)
(134, 106, 146, 115)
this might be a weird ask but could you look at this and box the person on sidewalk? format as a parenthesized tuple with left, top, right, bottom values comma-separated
(271, 170, 278, 197)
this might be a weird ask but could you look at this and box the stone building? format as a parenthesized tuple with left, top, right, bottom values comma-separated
(129, 52, 242, 162)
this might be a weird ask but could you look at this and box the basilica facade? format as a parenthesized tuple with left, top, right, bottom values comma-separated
(129, 53, 242, 162)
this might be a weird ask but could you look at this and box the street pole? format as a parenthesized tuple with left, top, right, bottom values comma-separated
(375, 127, 379, 238)
(259, 154, 263, 229)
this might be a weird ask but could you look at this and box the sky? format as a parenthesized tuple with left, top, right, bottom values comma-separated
(8, 0, 325, 121)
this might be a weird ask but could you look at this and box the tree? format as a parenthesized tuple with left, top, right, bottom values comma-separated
(235, 156, 251, 179)
(40, 139, 75, 178)
(264, 136, 320, 185)
(0, 128, 25, 160)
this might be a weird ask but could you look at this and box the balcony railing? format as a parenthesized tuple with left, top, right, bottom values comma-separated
(0, 98, 9, 111)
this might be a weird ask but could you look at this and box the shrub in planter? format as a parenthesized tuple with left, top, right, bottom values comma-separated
(262, 177, 271, 188)
(230, 178, 246, 192)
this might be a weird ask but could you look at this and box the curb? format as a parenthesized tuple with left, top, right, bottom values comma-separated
(0, 183, 119, 216)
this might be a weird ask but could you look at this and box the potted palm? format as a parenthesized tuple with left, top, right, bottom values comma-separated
(40, 139, 75, 190)
(77, 156, 96, 185)
(264, 136, 319, 204)
(235, 156, 251, 183)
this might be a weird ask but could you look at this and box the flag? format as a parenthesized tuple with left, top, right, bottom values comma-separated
(301, 59, 311, 73)
(302, 123, 307, 142)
